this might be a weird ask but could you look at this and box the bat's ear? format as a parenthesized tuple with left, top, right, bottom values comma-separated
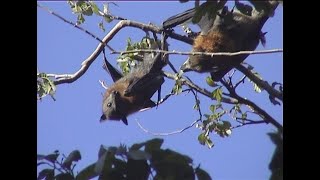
(121, 117, 128, 125)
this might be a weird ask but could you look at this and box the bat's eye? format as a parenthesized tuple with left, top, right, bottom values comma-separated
(107, 103, 112, 107)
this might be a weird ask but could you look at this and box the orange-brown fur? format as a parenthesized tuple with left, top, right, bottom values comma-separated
(193, 30, 236, 53)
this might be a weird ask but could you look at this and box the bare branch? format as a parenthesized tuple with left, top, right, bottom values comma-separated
(163, 72, 239, 104)
(37, 3, 115, 52)
(236, 64, 283, 101)
(99, 80, 108, 90)
(137, 88, 202, 136)
(234, 75, 247, 89)
(156, 89, 191, 106)
(136, 119, 201, 136)
(48, 20, 193, 85)
(231, 120, 267, 129)
(220, 79, 283, 132)
(111, 48, 283, 57)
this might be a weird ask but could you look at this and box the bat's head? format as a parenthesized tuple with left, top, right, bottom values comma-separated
(100, 90, 128, 125)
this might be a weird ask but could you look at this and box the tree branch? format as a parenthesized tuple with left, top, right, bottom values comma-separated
(163, 72, 238, 104)
(50, 20, 194, 85)
(231, 120, 267, 129)
(111, 48, 283, 57)
(136, 118, 201, 136)
(236, 64, 283, 101)
(220, 79, 283, 132)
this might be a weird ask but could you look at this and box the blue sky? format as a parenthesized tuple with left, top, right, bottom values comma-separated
(37, 1, 283, 179)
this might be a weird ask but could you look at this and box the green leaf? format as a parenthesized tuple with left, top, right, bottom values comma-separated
(98, 21, 105, 32)
(195, 166, 212, 180)
(76, 163, 98, 180)
(206, 76, 216, 87)
(210, 105, 216, 113)
(241, 113, 247, 119)
(77, 14, 85, 25)
(104, 16, 113, 23)
(128, 150, 151, 160)
(37, 169, 54, 180)
(212, 87, 222, 102)
(248, 71, 264, 93)
(82, 6, 93, 16)
(205, 138, 214, 148)
(172, 80, 182, 95)
(89, 1, 100, 15)
(62, 150, 81, 170)
(222, 121, 231, 129)
(198, 133, 206, 145)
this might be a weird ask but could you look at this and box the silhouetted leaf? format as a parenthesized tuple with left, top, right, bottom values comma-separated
(38, 169, 54, 180)
(269, 95, 281, 106)
(128, 150, 151, 160)
(130, 142, 146, 151)
(145, 138, 164, 154)
(127, 159, 150, 180)
(195, 166, 212, 180)
(44, 152, 59, 163)
(76, 163, 98, 180)
(55, 173, 74, 180)
(62, 150, 81, 170)
(37, 154, 46, 160)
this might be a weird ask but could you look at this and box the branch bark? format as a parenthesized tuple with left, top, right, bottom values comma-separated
(52, 20, 193, 85)
(220, 80, 283, 132)
(236, 64, 283, 101)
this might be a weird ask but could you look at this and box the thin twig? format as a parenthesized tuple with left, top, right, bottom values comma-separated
(37, 3, 115, 52)
(234, 75, 247, 89)
(136, 119, 201, 136)
(111, 48, 283, 57)
(137, 88, 202, 136)
(231, 120, 266, 129)
(99, 80, 108, 89)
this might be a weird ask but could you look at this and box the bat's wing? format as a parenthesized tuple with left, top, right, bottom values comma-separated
(124, 53, 165, 97)
(102, 49, 123, 82)
(162, 8, 196, 29)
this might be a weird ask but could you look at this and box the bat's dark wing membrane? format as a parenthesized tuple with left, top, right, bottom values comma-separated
(102, 49, 123, 82)
(162, 8, 196, 29)
(125, 53, 165, 97)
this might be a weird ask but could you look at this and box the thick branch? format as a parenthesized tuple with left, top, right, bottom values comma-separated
(52, 20, 194, 85)
(220, 80, 283, 132)
(163, 72, 238, 104)
(236, 64, 283, 101)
